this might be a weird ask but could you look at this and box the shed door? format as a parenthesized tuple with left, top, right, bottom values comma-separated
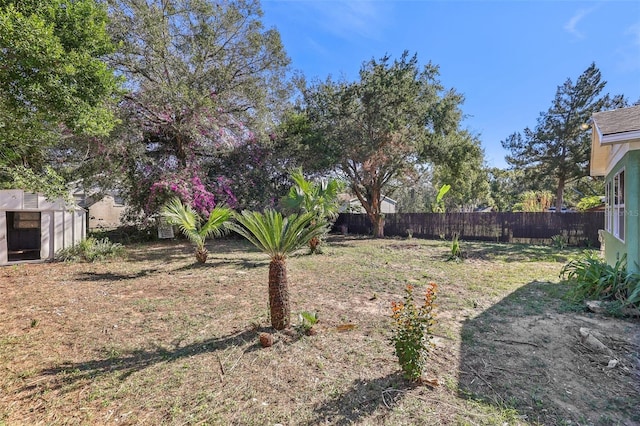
(7, 211, 41, 261)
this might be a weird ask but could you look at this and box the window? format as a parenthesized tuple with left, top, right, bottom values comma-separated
(13, 212, 40, 229)
(605, 180, 611, 233)
(612, 170, 625, 241)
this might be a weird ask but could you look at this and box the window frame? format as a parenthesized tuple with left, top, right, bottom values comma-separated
(612, 169, 625, 242)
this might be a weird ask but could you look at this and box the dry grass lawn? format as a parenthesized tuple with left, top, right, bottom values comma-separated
(1, 236, 638, 425)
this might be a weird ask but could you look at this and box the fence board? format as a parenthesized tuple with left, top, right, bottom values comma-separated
(333, 212, 604, 247)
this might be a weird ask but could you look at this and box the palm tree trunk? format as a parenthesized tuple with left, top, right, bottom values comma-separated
(309, 236, 320, 254)
(196, 247, 208, 263)
(268, 258, 290, 330)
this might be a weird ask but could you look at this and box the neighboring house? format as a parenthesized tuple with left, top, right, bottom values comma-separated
(0, 190, 86, 265)
(338, 194, 397, 214)
(589, 105, 640, 272)
(73, 190, 127, 230)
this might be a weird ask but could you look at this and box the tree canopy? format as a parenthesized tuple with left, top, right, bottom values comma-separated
(0, 0, 121, 176)
(104, 0, 291, 214)
(501, 63, 625, 211)
(293, 52, 481, 235)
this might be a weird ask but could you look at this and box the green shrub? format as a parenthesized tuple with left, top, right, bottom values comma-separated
(551, 234, 567, 250)
(391, 282, 437, 381)
(576, 195, 603, 211)
(560, 251, 640, 308)
(56, 237, 124, 262)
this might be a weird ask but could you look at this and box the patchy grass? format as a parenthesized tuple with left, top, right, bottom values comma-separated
(0, 236, 638, 425)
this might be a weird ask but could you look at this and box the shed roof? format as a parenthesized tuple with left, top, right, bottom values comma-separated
(592, 105, 640, 136)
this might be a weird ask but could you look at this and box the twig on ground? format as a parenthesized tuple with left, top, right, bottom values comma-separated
(466, 364, 504, 404)
(493, 338, 539, 347)
(216, 354, 225, 382)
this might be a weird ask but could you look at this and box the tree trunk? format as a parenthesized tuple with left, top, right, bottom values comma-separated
(309, 236, 320, 254)
(196, 247, 208, 263)
(556, 177, 565, 212)
(372, 215, 385, 238)
(268, 258, 290, 330)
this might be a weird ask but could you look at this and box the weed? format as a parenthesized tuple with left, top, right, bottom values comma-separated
(390, 282, 437, 381)
(551, 234, 567, 250)
(56, 237, 124, 262)
(297, 311, 319, 335)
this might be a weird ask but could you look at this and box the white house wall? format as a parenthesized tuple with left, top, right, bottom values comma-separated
(0, 213, 6, 264)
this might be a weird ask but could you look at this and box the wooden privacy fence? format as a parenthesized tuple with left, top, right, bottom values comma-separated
(333, 212, 604, 247)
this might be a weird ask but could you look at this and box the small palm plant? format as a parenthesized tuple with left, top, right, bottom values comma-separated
(231, 210, 328, 330)
(161, 197, 233, 263)
(281, 168, 343, 254)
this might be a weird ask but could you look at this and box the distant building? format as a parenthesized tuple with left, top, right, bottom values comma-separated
(338, 194, 397, 214)
(73, 190, 127, 231)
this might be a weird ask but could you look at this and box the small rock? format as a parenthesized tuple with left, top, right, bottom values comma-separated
(579, 327, 611, 354)
(585, 300, 606, 314)
(606, 359, 619, 369)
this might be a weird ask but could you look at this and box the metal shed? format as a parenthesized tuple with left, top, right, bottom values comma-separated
(0, 190, 86, 265)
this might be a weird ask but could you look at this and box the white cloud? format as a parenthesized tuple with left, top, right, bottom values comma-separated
(292, 0, 391, 42)
(617, 21, 640, 71)
(564, 7, 596, 40)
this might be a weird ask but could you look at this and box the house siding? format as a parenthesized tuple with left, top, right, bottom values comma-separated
(603, 150, 640, 273)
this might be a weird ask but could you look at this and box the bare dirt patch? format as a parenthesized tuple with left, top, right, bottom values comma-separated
(458, 281, 640, 425)
(0, 237, 638, 425)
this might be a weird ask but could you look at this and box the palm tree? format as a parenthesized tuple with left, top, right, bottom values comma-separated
(281, 168, 344, 253)
(161, 197, 233, 263)
(231, 210, 327, 330)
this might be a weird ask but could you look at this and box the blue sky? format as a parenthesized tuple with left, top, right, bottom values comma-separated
(260, 0, 640, 169)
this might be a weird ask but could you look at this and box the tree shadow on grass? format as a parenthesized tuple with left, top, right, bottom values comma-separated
(458, 280, 640, 425)
(309, 373, 411, 425)
(185, 258, 270, 271)
(74, 269, 158, 281)
(19, 327, 272, 397)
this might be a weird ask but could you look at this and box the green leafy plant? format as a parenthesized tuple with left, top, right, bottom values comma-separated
(161, 197, 232, 263)
(432, 184, 451, 213)
(297, 311, 319, 335)
(56, 237, 124, 262)
(231, 210, 328, 330)
(1, 165, 71, 203)
(448, 233, 462, 262)
(551, 234, 567, 250)
(521, 190, 553, 212)
(560, 251, 640, 309)
(576, 195, 604, 212)
(391, 282, 437, 381)
(281, 168, 344, 254)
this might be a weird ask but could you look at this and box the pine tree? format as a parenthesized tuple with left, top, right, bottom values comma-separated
(502, 63, 625, 211)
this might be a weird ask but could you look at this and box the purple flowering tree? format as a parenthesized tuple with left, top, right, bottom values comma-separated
(107, 0, 291, 219)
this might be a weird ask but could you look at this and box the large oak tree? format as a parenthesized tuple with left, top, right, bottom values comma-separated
(105, 0, 291, 214)
(296, 52, 476, 236)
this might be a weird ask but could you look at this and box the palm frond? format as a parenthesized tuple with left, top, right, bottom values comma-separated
(200, 206, 233, 240)
(231, 210, 327, 259)
(161, 197, 203, 247)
